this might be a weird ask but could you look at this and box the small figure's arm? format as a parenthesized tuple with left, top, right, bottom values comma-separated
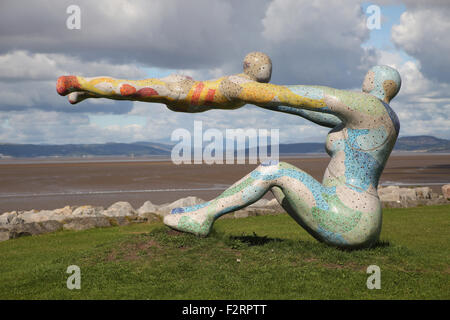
(259, 105, 342, 128)
(56, 52, 272, 113)
(57, 75, 179, 105)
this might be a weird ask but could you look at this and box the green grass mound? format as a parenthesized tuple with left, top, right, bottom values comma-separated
(0, 205, 449, 299)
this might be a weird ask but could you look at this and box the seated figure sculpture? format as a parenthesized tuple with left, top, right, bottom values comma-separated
(56, 52, 401, 249)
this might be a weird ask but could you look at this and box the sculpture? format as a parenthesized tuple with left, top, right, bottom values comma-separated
(57, 52, 401, 249)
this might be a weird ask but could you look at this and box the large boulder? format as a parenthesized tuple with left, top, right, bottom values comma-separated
(72, 205, 104, 216)
(265, 198, 284, 211)
(0, 228, 10, 241)
(248, 199, 270, 208)
(157, 196, 205, 216)
(7, 220, 63, 239)
(136, 201, 161, 222)
(53, 206, 73, 216)
(415, 187, 432, 200)
(441, 184, 450, 200)
(18, 206, 73, 223)
(378, 186, 400, 202)
(399, 188, 417, 201)
(234, 210, 255, 219)
(137, 201, 159, 216)
(0, 211, 18, 225)
(102, 202, 136, 217)
(62, 217, 111, 231)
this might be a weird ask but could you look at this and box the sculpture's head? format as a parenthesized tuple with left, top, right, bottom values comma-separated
(243, 52, 272, 83)
(362, 65, 401, 103)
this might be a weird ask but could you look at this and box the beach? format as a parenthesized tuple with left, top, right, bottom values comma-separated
(0, 153, 449, 212)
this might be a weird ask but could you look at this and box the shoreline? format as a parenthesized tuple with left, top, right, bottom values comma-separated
(0, 153, 449, 212)
(1, 151, 450, 165)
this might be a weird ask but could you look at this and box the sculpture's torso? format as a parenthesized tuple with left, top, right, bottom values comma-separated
(311, 91, 400, 246)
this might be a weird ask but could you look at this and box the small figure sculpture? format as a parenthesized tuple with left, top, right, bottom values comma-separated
(57, 52, 401, 249)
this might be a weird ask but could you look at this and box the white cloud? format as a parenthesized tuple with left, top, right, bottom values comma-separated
(391, 3, 450, 82)
(0, 51, 144, 114)
(0, 50, 145, 81)
(375, 49, 450, 139)
(0, 0, 448, 144)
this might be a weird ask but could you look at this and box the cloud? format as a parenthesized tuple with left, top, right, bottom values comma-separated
(0, 50, 145, 81)
(375, 49, 450, 139)
(391, 2, 450, 82)
(0, 0, 448, 144)
(0, 0, 375, 85)
(261, 0, 376, 87)
(0, 50, 145, 113)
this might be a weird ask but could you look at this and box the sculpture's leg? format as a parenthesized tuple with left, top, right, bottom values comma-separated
(163, 160, 310, 237)
(163, 161, 334, 245)
(164, 160, 379, 248)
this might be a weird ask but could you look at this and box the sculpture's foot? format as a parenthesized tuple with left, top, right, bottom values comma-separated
(163, 204, 215, 237)
(67, 91, 92, 104)
(56, 75, 81, 96)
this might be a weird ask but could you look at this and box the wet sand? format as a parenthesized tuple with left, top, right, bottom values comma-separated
(0, 153, 449, 212)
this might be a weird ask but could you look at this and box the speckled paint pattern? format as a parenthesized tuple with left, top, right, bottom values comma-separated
(57, 53, 401, 249)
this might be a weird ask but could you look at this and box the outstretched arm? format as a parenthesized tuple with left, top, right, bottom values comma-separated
(259, 105, 342, 128)
(57, 75, 175, 105)
(56, 74, 246, 112)
(235, 82, 365, 124)
(236, 83, 328, 109)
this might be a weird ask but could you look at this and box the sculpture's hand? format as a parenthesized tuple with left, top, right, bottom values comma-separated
(56, 76, 82, 96)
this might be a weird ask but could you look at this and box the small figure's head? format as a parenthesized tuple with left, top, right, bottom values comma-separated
(243, 52, 272, 83)
(362, 65, 401, 103)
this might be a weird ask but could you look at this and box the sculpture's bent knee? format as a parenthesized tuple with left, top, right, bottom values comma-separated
(254, 161, 382, 249)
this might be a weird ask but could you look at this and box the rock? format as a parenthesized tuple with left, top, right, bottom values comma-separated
(234, 210, 250, 219)
(158, 196, 205, 216)
(255, 208, 280, 216)
(378, 186, 400, 202)
(72, 205, 104, 216)
(63, 217, 111, 231)
(40, 220, 63, 233)
(137, 212, 160, 223)
(8, 222, 45, 238)
(10, 216, 25, 225)
(442, 184, 450, 200)
(399, 188, 416, 201)
(249, 199, 270, 208)
(265, 199, 284, 211)
(102, 202, 136, 217)
(381, 201, 403, 209)
(137, 201, 158, 216)
(108, 216, 130, 226)
(19, 209, 64, 223)
(0, 229, 10, 241)
(415, 187, 432, 200)
(0, 211, 18, 225)
(53, 206, 73, 216)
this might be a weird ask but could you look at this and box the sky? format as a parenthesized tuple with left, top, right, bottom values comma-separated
(0, 0, 449, 144)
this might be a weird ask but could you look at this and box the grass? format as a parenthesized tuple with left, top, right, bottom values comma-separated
(0, 205, 449, 300)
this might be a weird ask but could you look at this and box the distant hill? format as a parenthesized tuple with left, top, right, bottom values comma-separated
(277, 136, 450, 154)
(0, 135, 448, 158)
(0, 142, 172, 158)
(394, 135, 450, 152)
